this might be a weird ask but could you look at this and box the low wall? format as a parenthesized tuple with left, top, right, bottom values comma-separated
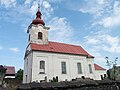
(0, 78, 22, 90)
(18, 80, 120, 90)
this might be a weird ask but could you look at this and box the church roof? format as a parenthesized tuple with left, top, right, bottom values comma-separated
(30, 41, 94, 58)
(94, 64, 106, 70)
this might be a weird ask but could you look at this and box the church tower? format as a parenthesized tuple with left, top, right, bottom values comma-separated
(27, 5, 50, 45)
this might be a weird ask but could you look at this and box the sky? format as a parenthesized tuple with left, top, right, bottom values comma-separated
(0, 0, 120, 71)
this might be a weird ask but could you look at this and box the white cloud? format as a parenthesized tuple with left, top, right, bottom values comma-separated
(43, 1, 53, 12)
(48, 0, 63, 2)
(43, 1, 51, 9)
(79, 0, 110, 17)
(48, 17, 74, 43)
(24, 0, 32, 5)
(42, 1, 53, 20)
(26, 0, 53, 19)
(29, 1, 38, 15)
(98, 1, 120, 28)
(9, 48, 20, 53)
(84, 32, 120, 54)
(0, 0, 16, 8)
(78, 0, 120, 60)
(0, 0, 54, 23)
(79, 0, 120, 28)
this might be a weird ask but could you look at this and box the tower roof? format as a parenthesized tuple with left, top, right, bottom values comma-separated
(32, 5, 45, 25)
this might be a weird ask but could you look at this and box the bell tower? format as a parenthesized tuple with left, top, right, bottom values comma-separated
(27, 5, 50, 45)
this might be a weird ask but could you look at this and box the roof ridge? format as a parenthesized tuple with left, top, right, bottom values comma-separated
(4, 66, 15, 68)
(49, 41, 94, 58)
(49, 41, 82, 47)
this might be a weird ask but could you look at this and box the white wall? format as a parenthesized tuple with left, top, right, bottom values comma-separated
(31, 51, 95, 82)
(23, 45, 33, 83)
(86, 58, 96, 79)
(94, 70, 106, 80)
(28, 24, 49, 45)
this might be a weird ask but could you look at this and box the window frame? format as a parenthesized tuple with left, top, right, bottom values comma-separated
(38, 32, 42, 39)
(61, 61, 67, 74)
(89, 64, 93, 74)
(39, 60, 45, 74)
(28, 35, 30, 41)
(77, 62, 82, 74)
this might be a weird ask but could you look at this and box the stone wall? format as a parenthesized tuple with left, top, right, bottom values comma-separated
(0, 78, 22, 90)
(18, 80, 120, 90)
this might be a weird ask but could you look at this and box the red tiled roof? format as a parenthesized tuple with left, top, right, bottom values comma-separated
(30, 42, 94, 58)
(94, 64, 106, 70)
(4, 66, 15, 75)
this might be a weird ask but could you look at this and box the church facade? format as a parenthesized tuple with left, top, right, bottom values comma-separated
(23, 7, 106, 83)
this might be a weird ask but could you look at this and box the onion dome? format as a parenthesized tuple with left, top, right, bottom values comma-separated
(32, 6, 45, 25)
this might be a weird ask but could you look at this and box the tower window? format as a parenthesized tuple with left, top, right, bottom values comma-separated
(39, 61, 45, 74)
(38, 32, 42, 39)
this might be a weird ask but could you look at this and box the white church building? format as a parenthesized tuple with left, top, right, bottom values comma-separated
(23, 6, 106, 83)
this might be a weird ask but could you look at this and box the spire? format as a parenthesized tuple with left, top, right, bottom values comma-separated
(36, 3, 42, 19)
(31, 3, 45, 25)
(38, 3, 40, 10)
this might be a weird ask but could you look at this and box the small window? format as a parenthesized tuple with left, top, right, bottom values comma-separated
(26, 59, 28, 66)
(28, 35, 30, 41)
(38, 32, 42, 39)
(40, 61, 45, 74)
(61, 62, 67, 74)
(26, 75, 27, 83)
(77, 63, 82, 74)
(89, 64, 93, 73)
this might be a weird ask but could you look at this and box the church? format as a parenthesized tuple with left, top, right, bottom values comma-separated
(23, 6, 106, 83)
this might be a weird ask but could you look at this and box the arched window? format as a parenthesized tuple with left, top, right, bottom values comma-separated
(38, 32, 42, 39)
(77, 63, 82, 74)
(61, 61, 67, 74)
(39, 61, 45, 74)
(89, 64, 93, 73)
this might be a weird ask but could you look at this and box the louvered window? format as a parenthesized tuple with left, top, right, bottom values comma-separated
(38, 32, 42, 39)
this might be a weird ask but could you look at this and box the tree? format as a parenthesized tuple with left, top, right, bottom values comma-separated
(15, 69, 23, 81)
(0, 65, 6, 87)
(105, 57, 120, 80)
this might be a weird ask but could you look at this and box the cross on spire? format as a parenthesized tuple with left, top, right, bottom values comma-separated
(38, 3, 40, 10)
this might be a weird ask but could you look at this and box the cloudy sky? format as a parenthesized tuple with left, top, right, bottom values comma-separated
(0, 0, 120, 70)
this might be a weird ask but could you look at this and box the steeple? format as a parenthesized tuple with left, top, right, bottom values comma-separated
(32, 4, 45, 25)
(27, 4, 50, 45)
(36, 4, 41, 19)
